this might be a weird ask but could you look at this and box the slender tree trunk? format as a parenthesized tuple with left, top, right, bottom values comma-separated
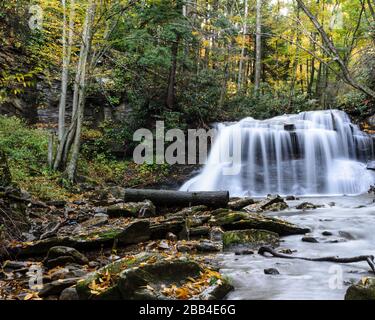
(65, 0, 96, 182)
(58, 0, 75, 142)
(238, 0, 248, 92)
(166, 34, 180, 110)
(254, 0, 262, 93)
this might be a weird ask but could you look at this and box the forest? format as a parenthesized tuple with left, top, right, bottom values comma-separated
(0, 0, 375, 302)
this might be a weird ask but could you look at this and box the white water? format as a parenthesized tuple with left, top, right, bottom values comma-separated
(219, 195, 375, 300)
(181, 110, 375, 196)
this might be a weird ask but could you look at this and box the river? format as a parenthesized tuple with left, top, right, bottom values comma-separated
(219, 194, 375, 300)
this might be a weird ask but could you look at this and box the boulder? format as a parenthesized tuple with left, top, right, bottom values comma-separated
(223, 229, 279, 249)
(209, 209, 310, 236)
(44, 246, 89, 268)
(345, 278, 375, 300)
(76, 253, 204, 300)
(7, 220, 151, 257)
(80, 214, 109, 228)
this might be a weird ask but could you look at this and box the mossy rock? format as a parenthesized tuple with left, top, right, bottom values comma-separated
(76, 253, 203, 300)
(210, 210, 310, 236)
(223, 229, 280, 249)
(7, 220, 150, 257)
(345, 278, 375, 300)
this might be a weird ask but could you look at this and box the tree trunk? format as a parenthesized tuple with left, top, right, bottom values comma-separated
(123, 189, 229, 208)
(237, 0, 248, 92)
(65, 0, 96, 182)
(58, 0, 75, 142)
(166, 34, 180, 110)
(254, 0, 262, 93)
(296, 0, 375, 99)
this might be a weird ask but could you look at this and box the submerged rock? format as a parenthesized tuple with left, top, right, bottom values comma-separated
(223, 229, 279, 249)
(209, 209, 310, 236)
(264, 268, 280, 275)
(302, 236, 319, 243)
(296, 202, 323, 210)
(345, 278, 375, 300)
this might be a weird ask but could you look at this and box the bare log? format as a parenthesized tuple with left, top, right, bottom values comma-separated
(258, 246, 375, 273)
(124, 189, 229, 208)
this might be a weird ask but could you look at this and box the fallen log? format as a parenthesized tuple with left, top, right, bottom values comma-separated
(124, 189, 229, 208)
(258, 246, 375, 274)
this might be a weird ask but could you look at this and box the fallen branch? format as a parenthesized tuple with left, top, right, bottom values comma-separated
(258, 246, 375, 274)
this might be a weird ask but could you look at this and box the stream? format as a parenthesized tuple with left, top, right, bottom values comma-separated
(219, 194, 375, 300)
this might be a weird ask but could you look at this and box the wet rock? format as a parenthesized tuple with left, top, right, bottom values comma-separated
(322, 231, 333, 236)
(367, 161, 375, 171)
(223, 229, 279, 249)
(44, 246, 89, 268)
(210, 209, 310, 236)
(199, 282, 234, 300)
(296, 202, 323, 210)
(345, 278, 375, 300)
(285, 195, 297, 200)
(59, 287, 79, 300)
(39, 278, 80, 298)
(339, 231, 356, 240)
(234, 250, 254, 255)
(302, 236, 319, 243)
(195, 240, 222, 253)
(243, 195, 288, 213)
(264, 268, 280, 275)
(228, 198, 255, 210)
(107, 200, 156, 218)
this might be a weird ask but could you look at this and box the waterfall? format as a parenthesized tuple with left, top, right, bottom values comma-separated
(180, 110, 375, 196)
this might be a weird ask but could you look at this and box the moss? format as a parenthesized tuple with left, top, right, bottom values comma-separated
(345, 278, 375, 300)
(223, 229, 279, 248)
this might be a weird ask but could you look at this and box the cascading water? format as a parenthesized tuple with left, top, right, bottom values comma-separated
(181, 110, 375, 196)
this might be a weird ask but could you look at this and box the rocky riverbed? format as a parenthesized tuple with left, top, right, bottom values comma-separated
(1, 184, 374, 300)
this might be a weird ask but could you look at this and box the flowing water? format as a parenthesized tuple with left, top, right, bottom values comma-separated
(180, 110, 375, 299)
(181, 110, 374, 196)
(220, 195, 375, 300)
